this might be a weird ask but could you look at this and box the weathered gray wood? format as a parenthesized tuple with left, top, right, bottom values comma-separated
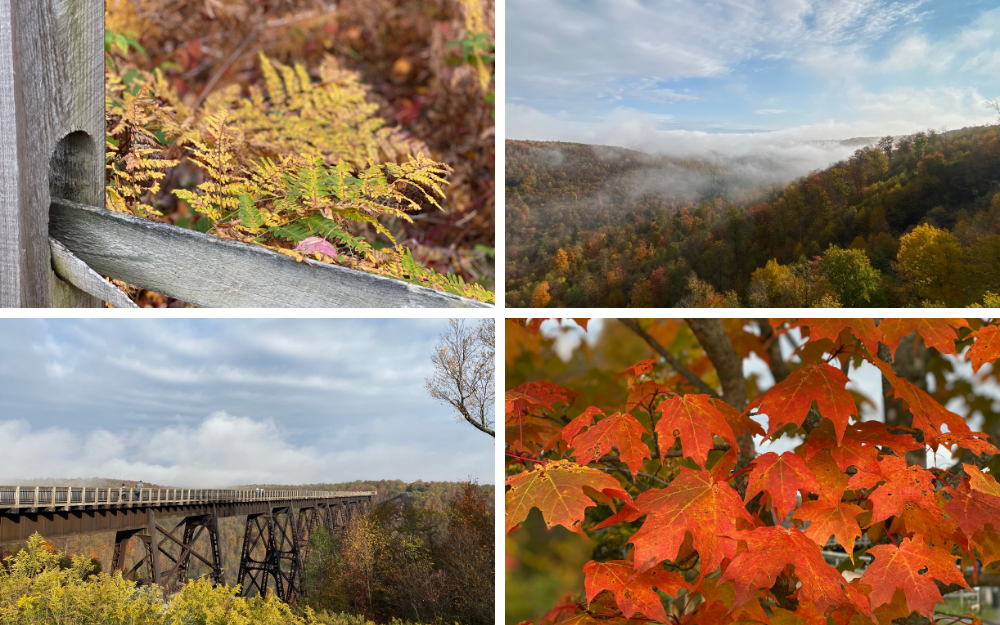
(49, 237, 138, 308)
(0, 0, 103, 307)
(50, 198, 493, 308)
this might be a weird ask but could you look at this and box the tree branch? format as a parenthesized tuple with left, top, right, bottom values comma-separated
(685, 318, 756, 471)
(757, 319, 790, 383)
(618, 318, 720, 399)
(599, 443, 731, 464)
(684, 319, 747, 409)
(455, 401, 495, 437)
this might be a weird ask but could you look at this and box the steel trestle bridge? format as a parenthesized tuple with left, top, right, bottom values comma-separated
(0, 486, 375, 601)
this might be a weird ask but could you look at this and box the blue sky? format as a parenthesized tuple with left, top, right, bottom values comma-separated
(507, 0, 1000, 172)
(0, 319, 494, 487)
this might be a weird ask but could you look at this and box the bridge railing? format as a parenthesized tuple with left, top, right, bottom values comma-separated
(0, 487, 376, 511)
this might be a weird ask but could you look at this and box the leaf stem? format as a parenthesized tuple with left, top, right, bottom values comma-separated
(504, 451, 543, 465)
(728, 462, 757, 483)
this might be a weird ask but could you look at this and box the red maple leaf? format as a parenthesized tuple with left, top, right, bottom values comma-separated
(570, 412, 652, 476)
(967, 323, 1000, 373)
(721, 525, 872, 618)
(799, 318, 881, 355)
(860, 537, 969, 617)
(744, 451, 821, 518)
(505, 390, 551, 416)
(553, 406, 605, 451)
(582, 560, 688, 622)
(927, 430, 1000, 456)
(512, 381, 580, 408)
(805, 448, 849, 501)
(608, 467, 753, 575)
(749, 362, 857, 444)
(847, 454, 939, 524)
(793, 500, 865, 561)
(505, 460, 631, 534)
(880, 318, 968, 356)
(943, 486, 1000, 537)
(618, 359, 656, 380)
(966, 464, 1000, 499)
(655, 394, 738, 469)
(873, 358, 970, 436)
(805, 420, 923, 475)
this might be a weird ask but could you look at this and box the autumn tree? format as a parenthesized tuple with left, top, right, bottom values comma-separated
(532, 282, 552, 308)
(506, 318, 1000, 625)
(552, 249, 571, 274)
(895, 224, 964, 304)
(426, 319, 495, 437)
(819, 246, 881, 307)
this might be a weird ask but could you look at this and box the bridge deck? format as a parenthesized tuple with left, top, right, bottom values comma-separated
(0, 487, 376, 542)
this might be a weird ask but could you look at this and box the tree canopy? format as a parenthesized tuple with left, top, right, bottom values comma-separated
(505, 127, 1000, 307)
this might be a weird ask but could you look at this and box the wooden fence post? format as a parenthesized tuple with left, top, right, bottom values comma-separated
(0, 0, 104, 307)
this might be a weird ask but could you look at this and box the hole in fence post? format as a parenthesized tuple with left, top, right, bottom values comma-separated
(49, 130, 96, 203)
(48, 131, 103, 308)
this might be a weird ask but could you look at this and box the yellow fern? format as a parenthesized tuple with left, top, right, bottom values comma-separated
(104, 49, 492, 303)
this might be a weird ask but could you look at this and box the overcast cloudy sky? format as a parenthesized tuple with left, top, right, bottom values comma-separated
(507, 0, 1000, 171)
(0, 319, 493, 487)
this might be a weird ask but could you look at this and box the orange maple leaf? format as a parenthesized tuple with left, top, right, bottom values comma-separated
(745, 451, 821, 518)
(880, 318, 968, 356)
(722, 525, 873, 618)
(793, 500, 865, 562)
(800, 318, 881, 355)
(620, 468, 753, 576)
(749, 362, 857, 444)
(582, 560, 688, 622)
(655, 394, 738, 469)
(504, 460, 631, 534)
(967, 323, 1000, 373)
(569, 412, 652, 476)
(860, 536, 969, 617)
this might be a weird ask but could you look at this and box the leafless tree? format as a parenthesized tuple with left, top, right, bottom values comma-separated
(426, 319, 494, 437)
(987, 98, 1000, 120)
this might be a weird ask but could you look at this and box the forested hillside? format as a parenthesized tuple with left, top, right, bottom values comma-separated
(0, 481, 493, 623)
(505, 127, 1000, 307)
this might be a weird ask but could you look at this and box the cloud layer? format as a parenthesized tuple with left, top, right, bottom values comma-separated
(506, 1, 1000, 177)
(0, 319, 494, 486)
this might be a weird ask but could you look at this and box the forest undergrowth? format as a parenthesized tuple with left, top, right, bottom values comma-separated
(102, 0, 494, 305)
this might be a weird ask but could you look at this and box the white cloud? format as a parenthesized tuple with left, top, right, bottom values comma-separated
(507, 0, 927, 102)
(0, 412, 490, 487)
(755, 109, 787, 115)
(507, 83, 996, 180)
(879, 8, 1000, 74)
(0, 319, 495, 486)
(882, 35, 930, 70)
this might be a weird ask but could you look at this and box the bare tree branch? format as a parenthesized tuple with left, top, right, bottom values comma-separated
(426, 319, 495, 437)
(618, 318, 720, 399)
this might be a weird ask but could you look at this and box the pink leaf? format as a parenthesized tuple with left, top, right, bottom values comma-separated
(294, 237, 339, 259)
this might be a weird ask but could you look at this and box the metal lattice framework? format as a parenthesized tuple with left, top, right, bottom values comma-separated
(0, 487, 374, 601)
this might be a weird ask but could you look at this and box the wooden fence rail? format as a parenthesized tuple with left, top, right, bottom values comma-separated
(0, 486, 377, 510)
(50, 199, 491, 308)
(0, 1, 491, 308)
